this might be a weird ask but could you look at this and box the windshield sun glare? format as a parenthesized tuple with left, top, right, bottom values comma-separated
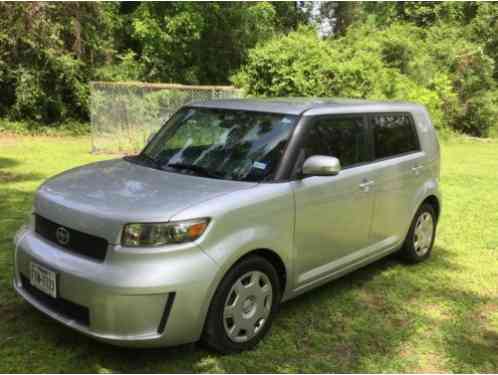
(141, 108, 298, 182)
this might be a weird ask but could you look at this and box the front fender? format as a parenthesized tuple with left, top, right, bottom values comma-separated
(171, 183, 296, 329)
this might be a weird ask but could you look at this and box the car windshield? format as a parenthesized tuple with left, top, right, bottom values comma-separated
(139, 107, 298, 182)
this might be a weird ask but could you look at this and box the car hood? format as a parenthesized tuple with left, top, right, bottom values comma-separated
(35, 158, 257, 244)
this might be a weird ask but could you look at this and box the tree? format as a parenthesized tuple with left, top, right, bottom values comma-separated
(127, 2, 301, 84)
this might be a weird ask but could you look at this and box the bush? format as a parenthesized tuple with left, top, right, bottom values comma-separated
(234, 23, 498, 136)
(94, 51, 145, 82)
(454, 90, 498, 137)
(10, 55, 89, 123)
(234, 26, 448, 129)
(0, 119, 90, 136)
(0, 3, 117, 124)
(233, 28, 332, 96)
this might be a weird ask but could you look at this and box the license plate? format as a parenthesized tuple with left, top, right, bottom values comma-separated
(30, 262, 57, 298)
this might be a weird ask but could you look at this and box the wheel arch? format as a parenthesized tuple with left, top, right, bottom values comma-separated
(207, 248, 288, 298)
(236, 248, 287, 294)
(199, 247, 288, 342)
(421, 194, 440, 221)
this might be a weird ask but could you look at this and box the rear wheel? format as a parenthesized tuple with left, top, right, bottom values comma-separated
(202, 255, 281, 353)
(400, 203, 437, 263)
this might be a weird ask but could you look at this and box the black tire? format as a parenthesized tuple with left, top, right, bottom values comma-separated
(202, 255, 281, 354)
(399, 203, 437, 263)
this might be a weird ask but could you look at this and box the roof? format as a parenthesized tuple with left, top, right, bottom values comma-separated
(188, 98, 425, 116)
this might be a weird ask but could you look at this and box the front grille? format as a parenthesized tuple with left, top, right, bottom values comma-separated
(21, 274, 90, 326)
(35, 214, 108, 262)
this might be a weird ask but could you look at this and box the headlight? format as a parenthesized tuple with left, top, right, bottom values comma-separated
(122, 218, 210, 247)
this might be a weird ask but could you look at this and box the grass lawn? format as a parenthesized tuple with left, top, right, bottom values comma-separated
(0, 135, 497, 373)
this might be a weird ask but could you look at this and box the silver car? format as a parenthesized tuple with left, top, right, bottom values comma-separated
(13, 99, 441, 353)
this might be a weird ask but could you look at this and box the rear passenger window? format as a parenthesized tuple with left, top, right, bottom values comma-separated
(301, 116, 369, 168)
(372, 114, 419, 159)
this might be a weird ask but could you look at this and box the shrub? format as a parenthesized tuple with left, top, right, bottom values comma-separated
(94, 51, 145, 82)
(234, 26, 447, 129)
(234, 23, 498, 136)
(233, 28, 334, 96)
(11, 55, 89, 123)
(454, 90, 498, 137)
(0, 119, 90, 136)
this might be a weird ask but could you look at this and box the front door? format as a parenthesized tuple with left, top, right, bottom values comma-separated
(292, 115, 376, 287)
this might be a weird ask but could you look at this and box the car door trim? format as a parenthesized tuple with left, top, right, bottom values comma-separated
(294, 235, 399, 292)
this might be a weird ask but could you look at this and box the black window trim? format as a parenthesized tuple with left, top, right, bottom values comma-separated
(277, 113, 372, 181)
(270, 110, 424, 182)
(309, 113, 373, 170)
(368, 111, 422, 163)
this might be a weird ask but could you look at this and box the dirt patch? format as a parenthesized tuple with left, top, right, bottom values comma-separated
(399, 344, 448, 373)
(472, 302, 498, 332)
(476, 302, 498, 342)
(333, 342, 355, 364)
(0, 171, 21, 182)
(424, 303, 452, 322)
(389, 316, 410, 328)
(0, 134, 22, 145)
(417, 352, 448, 373)
(479, 302, 498, 318)
(357, 289, 386, 310)
(0, 303, 26, 322)
(0, 170, 40, 183)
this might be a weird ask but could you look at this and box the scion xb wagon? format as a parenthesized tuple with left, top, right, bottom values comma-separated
(14, 99, 441, 353)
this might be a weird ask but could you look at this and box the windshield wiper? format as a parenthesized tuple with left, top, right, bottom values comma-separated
(166, 163, 223, 179)
(124, 153, 159, 169)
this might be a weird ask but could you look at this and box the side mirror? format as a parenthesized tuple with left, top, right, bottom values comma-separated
(147, 131, 156, 144)
(302, 155, 341, 177)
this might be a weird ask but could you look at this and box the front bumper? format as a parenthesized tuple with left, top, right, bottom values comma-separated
(13, 227, 220, 348)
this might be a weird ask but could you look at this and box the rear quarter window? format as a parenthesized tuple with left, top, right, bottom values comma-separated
(371, 113, 420, 159)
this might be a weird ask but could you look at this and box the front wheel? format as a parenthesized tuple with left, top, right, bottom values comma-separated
(202, 255, 281, 353)
(400, 203, 437, 263)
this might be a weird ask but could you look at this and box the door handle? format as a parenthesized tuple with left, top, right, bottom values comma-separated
(411, 164, 424, 175)
(359, 180, 375, 192)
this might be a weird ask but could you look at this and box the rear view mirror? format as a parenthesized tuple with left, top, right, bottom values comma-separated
(302, 155, 341, 176)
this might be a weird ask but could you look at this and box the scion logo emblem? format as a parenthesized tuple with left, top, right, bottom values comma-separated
(56, 227, 70, 245)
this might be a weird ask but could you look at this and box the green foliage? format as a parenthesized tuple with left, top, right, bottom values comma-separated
(0, 2, 118, 124)
(361, 2, 478, 27)
(235, 17, 498, 136)
(0, 2, 306, 126)
(11, 55, 88, 122)
(468, 3, 498, 80)
(130, 3, 205, 83)
(455, 90, 498, 137)
(128, 2, 284, 85)
(94, 51, 145, 82)
(233, 28, 334, 96)
(0, 119, 90, 136)
(0, 1, 497, 137)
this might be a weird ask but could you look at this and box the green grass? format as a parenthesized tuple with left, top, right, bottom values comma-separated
(0, 135, 497, 373)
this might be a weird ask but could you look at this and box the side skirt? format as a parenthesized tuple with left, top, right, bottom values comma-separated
(283, 238, 401, 302)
